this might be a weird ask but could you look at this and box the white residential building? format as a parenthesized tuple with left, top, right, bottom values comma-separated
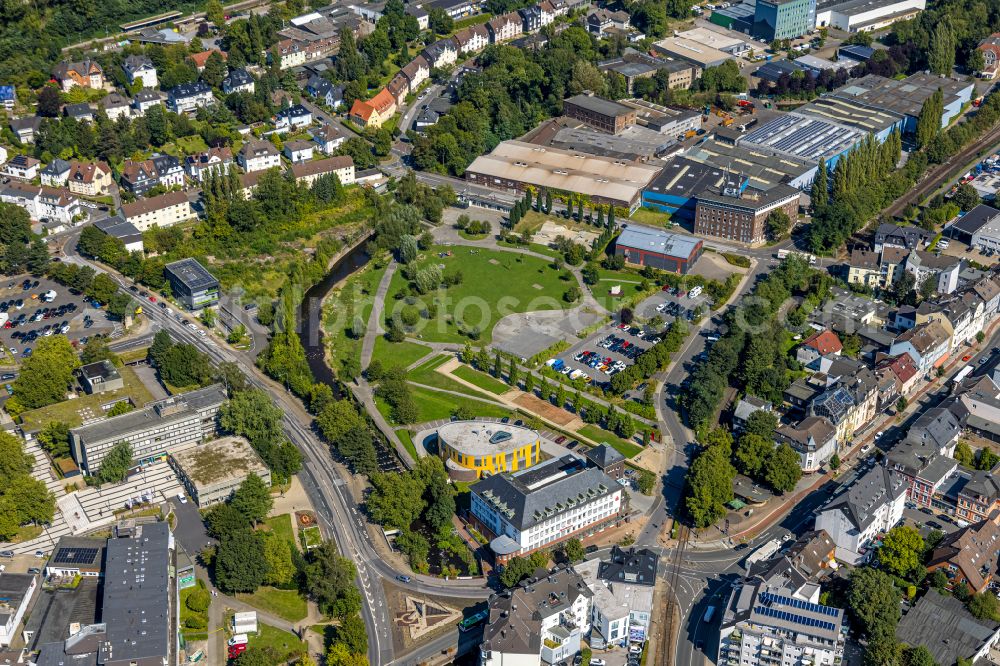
(0, 182, 81, 224)
(469, 455, 624, 565)
(274, 104, 312, 131)
(576, 547, 656, 649)
(123, 55, 158, 88)
(0, 573, 37, 647)
(168, 81, 214, 114)
(888, 320, 952, 374)
(289, 156, 355, 186)
(283, 140, 314, 163)
(814, 464, 907, 564)
(237, 140, 282, 173)
(481, 565, 593, 666)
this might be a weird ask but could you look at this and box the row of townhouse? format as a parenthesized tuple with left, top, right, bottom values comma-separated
(349, 0, 558, 129)
(0, 181, 81, 224)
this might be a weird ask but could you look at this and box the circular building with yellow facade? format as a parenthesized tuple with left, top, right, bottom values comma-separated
(437, 420, 542, 482)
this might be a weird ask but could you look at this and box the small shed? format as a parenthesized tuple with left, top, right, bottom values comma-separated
(232, 611, 258, 634)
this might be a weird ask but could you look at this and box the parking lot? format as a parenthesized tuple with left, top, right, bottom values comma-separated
(553, 323, 658, 384)
(0, 275, 116, 366)
(633, 284, 710, 321)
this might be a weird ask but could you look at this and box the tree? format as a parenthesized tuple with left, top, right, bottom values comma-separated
(206, 503, 251, 540)
(954, 441, 976, 467)
(427, 6, 453, 33)
(562, 538, 585, 563)
(305, 542, 361, 618)
(366, 471, 425, 530)
(12, 336, 80, 409)
(928, 21, 955, 75)
(0, 431, 33, 480)
(968, 591, 1000, 622)
(205, 0, 226, 26)
(734, 433, 773, 478)
(743, 411, 778, 440)
(766, 209, 792, 240)
(904, 645, 937, 666)
(763, 443, 801, 493)
(878, 526, 924, 579)
(830, 452, 840, 470)
(97, 440, 133, 484)
(685, 444, 735, 527)
(953, 182, 982, 212)
(37, 421, 71, 458)
(811, 158, 828, 209)
(201, 51, 228, 88)
(916, 88, 944, 148)
(216, 530, 268, 593)
(37, 86, 62, 117)
(847, 567, 900, 638)
(80, 336, 119, 366)
(107, 401, 134, 417)
(231, 473, 273, 526)
(636, 469, 656, 495)
(261, 531, 295, 585)
(334, 613, 369, 656)
(221, 389, 302, 480)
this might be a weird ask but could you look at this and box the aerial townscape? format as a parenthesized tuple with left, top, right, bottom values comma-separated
(3, 0, 1000, 664)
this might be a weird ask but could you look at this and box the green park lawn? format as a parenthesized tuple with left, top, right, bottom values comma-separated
(577, 425, 645, 459)
(247, 623, 307, 662)
(236, 587, 308, 623)
(179, 579, 209, 642)
(323, 260, 390, 379)
(385, 245, 573, 344)
(264, 513, 297, 550)
(451, 365, 510, 395)
(371, 338, 430, 370)
(396, 429, 419, 460)
(376, 385, 512, 425)
(630, 207, 673, 227)
(407, 354, 470, 393)
(19, 365, 155, 432)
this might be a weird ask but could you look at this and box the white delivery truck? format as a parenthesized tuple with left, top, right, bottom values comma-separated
(745, 538, 782, 567)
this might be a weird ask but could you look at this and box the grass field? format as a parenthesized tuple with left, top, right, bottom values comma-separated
(323, 260, 390, 379)
(630, 207, 673, 227)
(19, 365, 155, 432)
(371, 338, 430, 370)
(396, 428, 419, 460)
(264, 513, 297, 551)
(236, 587, 308, 623)
(377, 385, 512, 425)
(301, 525, 322, 549)
(578, 425, 645, 458)
(385, 245, 572, 343)
(180, 579, 209, 642)
(452, 365, 510, 395)
(247, 623, 307, 662)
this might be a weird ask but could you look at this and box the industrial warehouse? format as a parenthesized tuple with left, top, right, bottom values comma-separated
(613, 224, 704, 273)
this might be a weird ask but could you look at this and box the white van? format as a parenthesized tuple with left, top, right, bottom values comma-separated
(42, 290, 57, 302)
(228, 634, 248, 647)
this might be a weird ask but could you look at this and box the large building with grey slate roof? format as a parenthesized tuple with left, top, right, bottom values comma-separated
(814, 463, 907, 563)
(70, 384, 226, 475)
(469, 455, 624, 564)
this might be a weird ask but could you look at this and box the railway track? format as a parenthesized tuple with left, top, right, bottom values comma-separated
(883, 117, 1000, 219)
(660, 523, 690, 666)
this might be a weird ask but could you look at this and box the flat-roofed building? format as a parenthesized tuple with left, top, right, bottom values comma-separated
(833, 73, 974, 133)
(614, 223, 703, 273)
(685, 138, 815, 190)
(465, 140, 662, 213)
(171, 436, 272, 507)
(676, 27, 750, 55)
(78, 360, 123, 394)
(736, 111, 870, 164)
(643, 157, 745, 219)
(436, 420, 541, 481)
(651, 36, 733, 69)
(69, 384, 226, 475)
(694, 179, 801, 246)
(0, 573, 37, 647)
(562, 94, 637, 135)
(815, 0, 925, 32)
(164, 258, 219, 310)
(796, 93, 904, 138)
(44, 536, 105, 578)
(616, 98, 701, 136)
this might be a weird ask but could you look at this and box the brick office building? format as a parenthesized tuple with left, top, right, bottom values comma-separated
(563, 94, 637, 135)
(694, 179, 800, 246)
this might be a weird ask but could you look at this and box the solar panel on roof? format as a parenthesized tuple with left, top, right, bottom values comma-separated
(53, 547, 99, 564)
(755, 605, 837, 632)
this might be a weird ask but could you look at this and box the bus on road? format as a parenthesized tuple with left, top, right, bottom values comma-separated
(952, 365, 974, 386)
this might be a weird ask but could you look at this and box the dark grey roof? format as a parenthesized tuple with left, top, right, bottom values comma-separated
(64, 103, 93, 118)
(41, 159, 71, 176)
(482, 565, 592, 656)
(223, 67, 253, 89)
(165, 258, 218, 291)
(98, 523, 171, 663)
(754, 59, 805, 82)
(952, 204, 1000, 236)
(470, 456, 619, 531)
(10, 116, 42, 132)
(597, 546, 658, 586)
(563, 93, 634, 119)
(819, 464, 906, 532)
(905, 407, 962, 452)
(896, 589, 1000, 665)
(276, 104, 311, 120)
(24, 579, 100, 652)
(874, 222, 934, 249)
(46, 535, 105, 570)
(583, 443, 625, 469)
(169, 81, 212, 99)
(94, 215, 143, 243)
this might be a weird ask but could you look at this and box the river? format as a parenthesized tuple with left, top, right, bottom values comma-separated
(297, 234, 372, 389)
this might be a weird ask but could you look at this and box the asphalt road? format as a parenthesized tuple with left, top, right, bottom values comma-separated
(62, 248, 494, 666)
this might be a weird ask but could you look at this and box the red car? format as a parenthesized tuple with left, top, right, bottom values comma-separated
(555, 436, 567, 444)
(148, 296, 157, 303)
(228, 644, 247, 660)
(963, 354, 972, 362)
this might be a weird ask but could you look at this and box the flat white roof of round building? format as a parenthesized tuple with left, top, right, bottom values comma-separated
(437, 421, 539, 456)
